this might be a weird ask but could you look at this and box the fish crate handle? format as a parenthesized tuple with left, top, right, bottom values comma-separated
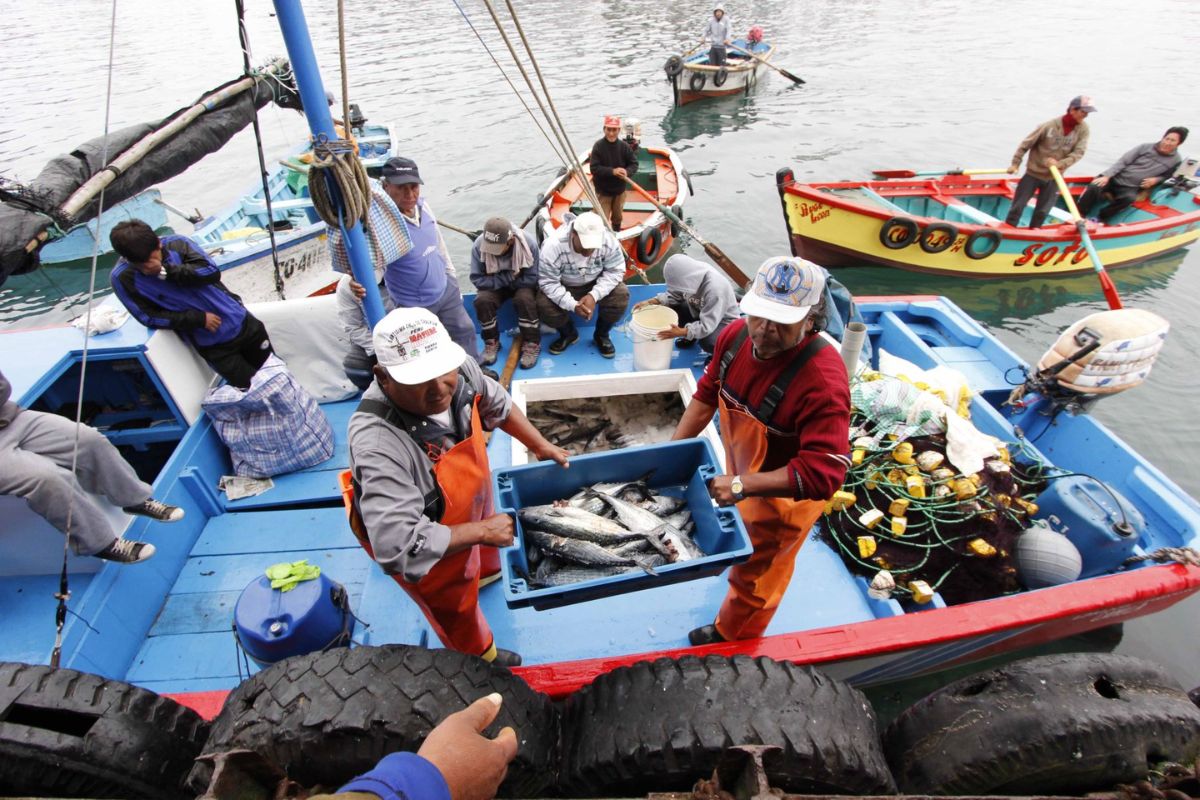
(699, 464, 719, 483)
(715, 507, 740, 532)
(495, 475, 516, 510)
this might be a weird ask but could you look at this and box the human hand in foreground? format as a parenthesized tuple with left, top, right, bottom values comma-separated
(349, 278, 366, 300)
(632, 298, 659, 312)
(708, 474, 739, 506)
(476, 513, 515, 548)
(419, 693, 518, 800)
(656, 325, 688, 340)
(204, 312, 222, 332)
(530, 440, 570, 467)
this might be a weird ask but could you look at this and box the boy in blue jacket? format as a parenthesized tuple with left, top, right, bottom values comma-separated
(109, 220, 273, 389)
(469, 217, 541, 369)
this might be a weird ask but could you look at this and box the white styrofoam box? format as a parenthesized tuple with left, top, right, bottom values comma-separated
(508, 368, 725, 470)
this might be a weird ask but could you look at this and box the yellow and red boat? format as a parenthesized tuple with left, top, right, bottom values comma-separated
(775, 167, 1200, 278)
(533, 144, 690, 278)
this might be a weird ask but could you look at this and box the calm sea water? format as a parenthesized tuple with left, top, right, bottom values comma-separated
(1, 0, 1196, 688)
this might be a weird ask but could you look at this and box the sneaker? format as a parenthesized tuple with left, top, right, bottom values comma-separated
(519, 339, 541, 369)
(594, 334, 616, 359)
(95, 538, 156, 564)
(688, 624, 726, 646)
(490, 648, 523, 668)
(548, 328, 579, 355)
(123, 499, 184, 522)
(480, 338, 501, 366)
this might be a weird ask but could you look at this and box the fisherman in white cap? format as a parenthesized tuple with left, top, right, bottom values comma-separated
(346, 308, 568, 667)
(673, 257, 851, 645)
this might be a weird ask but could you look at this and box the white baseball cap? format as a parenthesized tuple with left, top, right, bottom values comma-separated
(372, 308, 467, 385)
(572, 211, 605, 250)
(739, 257, 827, 325)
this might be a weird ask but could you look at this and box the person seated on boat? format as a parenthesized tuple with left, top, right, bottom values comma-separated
(702, 6, 732, 65)
(0, 368, 184, 564)
(311, 693, 517, 800)
(329, 157, 480, 363)
(1004, 95, 1095, 229)
(671, 258, 851, 645)
(536, 211, 630, 359)
(470, 217, 542, 370)
(1077, 126, 1188, 223)
(589, 115, 639, 231)
(633, 253, 740, 353)
(346, 308, 568, 668)
(335, 272, 396, 391)
(109, 220, 274, 390)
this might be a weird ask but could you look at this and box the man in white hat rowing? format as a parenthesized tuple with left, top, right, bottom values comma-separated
(346, 308, 568, 666)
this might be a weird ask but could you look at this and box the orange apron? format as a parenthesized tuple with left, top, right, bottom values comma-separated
(346, 397, 496, 657)
(714, 392, 826, 641)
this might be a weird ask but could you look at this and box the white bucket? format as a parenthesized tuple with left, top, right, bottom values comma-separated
(629, 305, 679, 371)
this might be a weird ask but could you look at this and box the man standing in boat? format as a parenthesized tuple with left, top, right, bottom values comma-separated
(109, 220, 274, 390)
(589, 115, 638, 232)
(470, 217, 542, 370)
(1004, 96, 1095, 229)
(702, 6, 732, 65)
(1077, 126, 1188, 223)
(672, 258, 851, 645)
(536, 211, 630, 358)
(346, 308, 568, 667)
(329, 157, 479, 362)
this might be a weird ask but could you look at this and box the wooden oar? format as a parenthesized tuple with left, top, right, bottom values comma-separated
(518, 193, 547, 230)
(872, 168, 1008, 179)
(621, 176, 748, 288)
(436, 219, 483, 242)
(1048, 164, 1123, 310)
(728, 44, 805, 85)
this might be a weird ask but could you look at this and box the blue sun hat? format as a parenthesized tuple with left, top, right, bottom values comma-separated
(739, 257, 827, 324)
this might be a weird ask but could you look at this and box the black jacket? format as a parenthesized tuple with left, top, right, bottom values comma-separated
(590, 137, 638, 197)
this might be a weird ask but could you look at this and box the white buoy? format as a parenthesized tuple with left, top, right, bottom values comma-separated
(1015, 520, 1083, 589)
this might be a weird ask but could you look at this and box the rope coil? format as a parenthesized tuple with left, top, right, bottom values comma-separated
(307, 137, 371, 228)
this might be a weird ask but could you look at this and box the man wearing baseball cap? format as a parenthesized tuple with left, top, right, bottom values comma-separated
(346, 308, 568, 666)
(672, 257, 851, 645)
(469, 216, 542, 369)
(536, 211, 631, 357)
(589, 115, 638, 231)
(1004, 96, 1096, 229)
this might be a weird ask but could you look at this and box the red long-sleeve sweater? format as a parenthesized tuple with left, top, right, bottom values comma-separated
(694, 320, 851, 500)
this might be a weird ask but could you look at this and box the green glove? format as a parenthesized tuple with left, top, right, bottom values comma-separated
(265, 559, 322, 592)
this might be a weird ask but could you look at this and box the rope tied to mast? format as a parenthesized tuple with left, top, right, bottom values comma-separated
(307, 134, 371, 227)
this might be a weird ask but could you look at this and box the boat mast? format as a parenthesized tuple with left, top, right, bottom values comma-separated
(271, 0, 385, 326)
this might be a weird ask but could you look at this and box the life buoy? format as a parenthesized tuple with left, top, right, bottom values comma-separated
(670, 205, 683, 237)
(713, 68, 729, 87)
(919, 222, 959, 254)
(689, 71, 706, 92)
(964, 228, 1002, 260)
(664, 56, 684, 78)
(879, 217, 919, 249)
(636, 226, 663, 264)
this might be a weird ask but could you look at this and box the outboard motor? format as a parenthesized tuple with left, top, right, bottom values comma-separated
(623, 117, 642, 152)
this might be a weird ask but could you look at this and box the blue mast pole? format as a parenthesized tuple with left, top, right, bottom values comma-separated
(271, 0, 385, 326)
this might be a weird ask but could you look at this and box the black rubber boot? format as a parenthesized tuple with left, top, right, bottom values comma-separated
(688, 624, 726, 646)
(593, 321, 616, 358)
(549, 323, 579, 355)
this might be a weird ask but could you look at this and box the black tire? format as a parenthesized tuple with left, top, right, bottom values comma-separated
(918, 221, 959, 254)
(713, 67, 729, 87)
(558, 655, 896, 797)
(964, 227, 1002, 259)
(636, 225, 663, 264)
(0, 662, 209, 799)
(879, 216, 918, 249)
(664, 55, 684, 78)
(884, 653, 1200, 796)
(193, 645, 559, 797)
(670, 204, 684, 237)
(689, 71, 706, 92)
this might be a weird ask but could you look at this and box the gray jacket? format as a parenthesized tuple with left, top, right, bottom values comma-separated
(654, 254, 741, 342)
(1102, 142, 1183, 190)
(0, 369, 20, 429)
(347, 359, 512, 582)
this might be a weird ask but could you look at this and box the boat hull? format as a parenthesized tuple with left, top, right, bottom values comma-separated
(777, 172, 1200, 278)
(671, 41, 775, 107)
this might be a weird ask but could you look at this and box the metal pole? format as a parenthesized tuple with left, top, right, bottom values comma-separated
(271, 0, 385, 326)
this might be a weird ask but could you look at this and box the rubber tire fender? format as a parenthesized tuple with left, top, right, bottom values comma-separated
(636, 225, 663, 264)
(664, 55, 684, 78)
(964, 226, 1002, 259)
(918, 221, 959, 254)
(670, 204, 684, 237)
(689, 71, 706, 92)
(713, 67, 729, 87)
(879, 216, 919, 249)
(558, 655, 897, 796)
(884, 653, 1200, 796)
(0, 662, 209, 800)
(191, 645, 559, 798)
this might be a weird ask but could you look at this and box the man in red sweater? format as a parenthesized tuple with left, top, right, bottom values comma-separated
(673, 257, 851, 644)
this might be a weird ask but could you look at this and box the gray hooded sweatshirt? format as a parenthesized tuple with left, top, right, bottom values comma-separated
(654, 254, 741, 342)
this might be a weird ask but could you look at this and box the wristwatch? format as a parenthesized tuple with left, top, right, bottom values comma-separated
(730, 475, 745, 502)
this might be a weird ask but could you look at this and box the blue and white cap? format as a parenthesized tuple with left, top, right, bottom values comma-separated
(739, 257, 827, 325)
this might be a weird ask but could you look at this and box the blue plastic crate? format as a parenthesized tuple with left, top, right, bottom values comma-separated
(493, 438, 752, 610)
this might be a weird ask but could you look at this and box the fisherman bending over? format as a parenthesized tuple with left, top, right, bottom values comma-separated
(633, 253, 741, 352)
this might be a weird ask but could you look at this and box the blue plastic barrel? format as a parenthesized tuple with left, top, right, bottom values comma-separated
(234, 572, 352, 665)
(1034, 475, 1145, 578)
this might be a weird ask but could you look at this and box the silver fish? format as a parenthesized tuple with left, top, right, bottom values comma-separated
(591, 490, 668, 533)
(640, 494, 687, 516)
(525, 529, 636, 567)
(663, 508, 693, 530)
(519, 505, 642, 546)
(658, 524, 706, 562)
(532, 558, 639, 587)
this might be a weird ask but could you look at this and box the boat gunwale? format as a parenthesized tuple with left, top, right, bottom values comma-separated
(680, 42, 776, 74)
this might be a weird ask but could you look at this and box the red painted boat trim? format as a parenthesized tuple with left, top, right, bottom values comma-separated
(165, 563, 1200, 718)
(677, 86, 747, 105)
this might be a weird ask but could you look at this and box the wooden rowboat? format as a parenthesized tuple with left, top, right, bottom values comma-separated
(665, 38, 776, 107)
(775, 166, 1200, 278)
